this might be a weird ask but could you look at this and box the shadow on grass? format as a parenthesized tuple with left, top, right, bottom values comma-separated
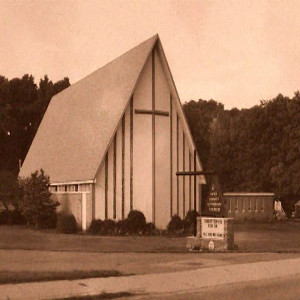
(55, 292, 136, 300)
(0, 270, 131, 285)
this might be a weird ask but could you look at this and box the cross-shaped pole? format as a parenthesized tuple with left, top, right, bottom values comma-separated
(176, 149, 215, 237)
(135, 109, 169, 117)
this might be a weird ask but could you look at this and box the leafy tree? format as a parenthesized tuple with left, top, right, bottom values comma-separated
(184, 93, 300, 217)
(0, 74, 70, 173)
(0, 170, 20, 211)
(183, 99, 224, 168)
(19, 169, 59, 229)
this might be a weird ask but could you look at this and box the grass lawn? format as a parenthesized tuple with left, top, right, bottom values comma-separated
(1, 223, 300, 285)
(1, 221, 300, 253)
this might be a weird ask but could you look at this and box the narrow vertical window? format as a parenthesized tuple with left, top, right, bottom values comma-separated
(176, 113, 179, 215)
(248, 198, 251, 212)
(105, 152, 108, 219)
(170, 93, 173, 217)
(130, 96, 133, 211)
(235, 198, 238, 212)
(122, 114, 125, 219)
(182, 133, 185, 217)
(113, 134, 117, 219)
(261, 198, 264, 212)
(189, 151, 191, 211)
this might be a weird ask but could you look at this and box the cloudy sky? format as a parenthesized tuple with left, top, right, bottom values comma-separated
(1, 0, 300, 109)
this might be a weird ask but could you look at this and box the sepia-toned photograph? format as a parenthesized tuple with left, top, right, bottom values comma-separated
(0, 0, 300, 299)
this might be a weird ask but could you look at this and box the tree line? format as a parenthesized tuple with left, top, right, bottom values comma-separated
(0, 73, 299, 216)
(183, 93, 300, 216)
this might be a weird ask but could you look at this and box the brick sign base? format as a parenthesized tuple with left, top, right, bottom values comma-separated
(187, 217, 235, 251)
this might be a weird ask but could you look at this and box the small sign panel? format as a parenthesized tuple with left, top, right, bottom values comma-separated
(208, 240, 215, 250)
(202, 175, 226, 217)
(201, 217, 225, 240)
(207, 183, 222, 213)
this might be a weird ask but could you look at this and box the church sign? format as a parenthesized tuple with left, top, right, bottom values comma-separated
(201, 217, 225, 239)
(202, 175, 226, 218)
(207, 184, 222, 213)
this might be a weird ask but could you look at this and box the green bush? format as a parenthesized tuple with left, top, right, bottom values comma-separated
(19, 169, 59, 229)
(88, 219, 103, 235)
(145, 222, 156, 235)
(57, 214, 78, 234)
(116, 219, 132, 235)
(0, 210, 10, 225)
(167, 215, 184, 234)
(127, 210, 146, 235)
(184, 210, 199, 234)
(0, 209, 26, 225)
(101, 219, 116, 235)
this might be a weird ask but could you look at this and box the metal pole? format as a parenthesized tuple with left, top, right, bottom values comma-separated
(194, 149, 197, 237)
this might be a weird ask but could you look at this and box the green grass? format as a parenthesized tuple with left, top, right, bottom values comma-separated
(0, 221, 300, 253)
(0, 270, 126, 285)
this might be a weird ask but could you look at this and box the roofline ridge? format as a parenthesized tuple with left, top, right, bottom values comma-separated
(51, 34, 159, 102)
(92, 36, 158, 180)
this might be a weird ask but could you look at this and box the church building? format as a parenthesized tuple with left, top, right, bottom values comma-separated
(19, 34, 205, 230)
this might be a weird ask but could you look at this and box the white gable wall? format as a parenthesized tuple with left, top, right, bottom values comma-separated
(94, 42, 203, 228)
(154, 50, 171, 227)
(132, 54, 153, 222)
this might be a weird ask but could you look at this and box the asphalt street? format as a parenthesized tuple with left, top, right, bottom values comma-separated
(140, 274, 300, 300)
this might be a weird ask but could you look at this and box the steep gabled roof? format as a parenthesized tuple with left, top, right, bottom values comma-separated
(20, 34, 205, 184)
(20, 35, 158, 183)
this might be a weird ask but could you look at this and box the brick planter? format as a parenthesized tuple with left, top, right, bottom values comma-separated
(187, 217, 235, 251)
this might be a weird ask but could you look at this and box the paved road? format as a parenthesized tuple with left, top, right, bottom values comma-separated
(141, 274, 300, 300)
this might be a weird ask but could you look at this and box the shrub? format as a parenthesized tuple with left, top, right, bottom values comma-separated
(57, 214, 78, 234)
(116, 219, 132, 235)
(184, 210, 200, 234)
(88, 219, 103, 235)
(167, 215, 183, 234)
(145, 222, 156, 235)
(101, 219, 116, 235)
(0, 210, 10, 225)
(0, 209, 26, 225)
(10, 209, 26, 225)
(127, 210, 146, 235)
(19, 169, 59, 229)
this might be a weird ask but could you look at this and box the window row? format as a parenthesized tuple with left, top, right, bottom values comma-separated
(50, 183, 91, 193)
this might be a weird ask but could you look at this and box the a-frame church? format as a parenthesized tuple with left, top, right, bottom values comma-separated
(19, 34, 205, 230)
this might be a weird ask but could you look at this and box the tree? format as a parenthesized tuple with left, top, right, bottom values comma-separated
(184, 93, 300, 217)
(0, 170, 20, 211)
(0, 74, 70, 173)
(19, 169, 59, 229)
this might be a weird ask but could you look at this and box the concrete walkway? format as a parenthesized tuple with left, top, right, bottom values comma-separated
(1, 258, 300, 299)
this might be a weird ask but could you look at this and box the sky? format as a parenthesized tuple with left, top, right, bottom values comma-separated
(1, 0, 300, 109)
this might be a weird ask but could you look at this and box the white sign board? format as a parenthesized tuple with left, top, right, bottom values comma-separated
(201, 217, 225, 240)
